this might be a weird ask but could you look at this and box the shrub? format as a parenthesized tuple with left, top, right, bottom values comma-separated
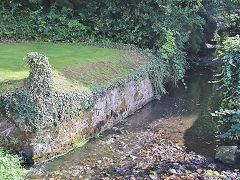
(212, 35, 240, 140)
(0, 147, 26, 180)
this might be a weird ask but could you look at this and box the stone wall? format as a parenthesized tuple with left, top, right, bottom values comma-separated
(1, 74, 154, 161)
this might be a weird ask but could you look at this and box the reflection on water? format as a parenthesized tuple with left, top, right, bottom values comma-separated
(29, 67, 224, 175)
(122, 66, 221, 156)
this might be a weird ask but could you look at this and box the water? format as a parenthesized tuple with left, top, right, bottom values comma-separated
(119, 66, 222, 157)
(27, 66, 226, 178)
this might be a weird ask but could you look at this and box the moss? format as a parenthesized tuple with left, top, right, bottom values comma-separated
(72, 134, 81, 145)
(72, 135, 88, 148)
(105, 113, 111, 123)
(134, 91, 139, 101)
(82, 111, 93, 123)
(32, 154, 41, 161)
(120, 97, 127, 108)
(82, 127, 89, 135)
(33, 136, 89, 162)
(118, 97, 127, 113)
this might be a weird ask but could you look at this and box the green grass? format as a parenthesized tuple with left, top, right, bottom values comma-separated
(0, 43, 150, 92)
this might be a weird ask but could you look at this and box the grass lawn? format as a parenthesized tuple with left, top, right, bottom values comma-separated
(0, 43, 150, 92)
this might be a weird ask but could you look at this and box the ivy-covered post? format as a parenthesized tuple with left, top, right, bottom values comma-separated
(26, 52, 54, 94)
(25, 52, 55, 128)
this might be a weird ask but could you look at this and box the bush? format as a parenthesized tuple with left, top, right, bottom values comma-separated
(212, 35, 240, 140)
(0, 1, 206, 53)
(0, 0, 210, 87)
(0, 147, 26, 180)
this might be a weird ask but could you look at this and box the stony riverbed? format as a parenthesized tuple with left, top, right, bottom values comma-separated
(27, 122, 239, 179)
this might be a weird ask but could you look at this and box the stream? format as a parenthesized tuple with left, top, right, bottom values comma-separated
(26, 66, 239, 179)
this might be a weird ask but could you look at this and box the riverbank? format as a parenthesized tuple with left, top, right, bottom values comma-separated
(26, 67, 239, 179)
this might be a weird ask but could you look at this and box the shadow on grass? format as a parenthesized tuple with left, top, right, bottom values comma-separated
(0, 79, 26, 93)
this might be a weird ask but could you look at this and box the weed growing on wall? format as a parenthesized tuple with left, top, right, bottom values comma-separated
(148, 58, 169, 99)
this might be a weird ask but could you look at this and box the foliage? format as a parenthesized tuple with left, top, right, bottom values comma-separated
(212, 0, 240, 39)
(188, 0, 217, 54)
(212, 35, 240, 140)
(0, 1, 205, 48)
(157, 29, 188, 86)
(0, 0, 212, 86)
(0, 147, 26, 180)
(0, 0, 227, 136)
(0, 5, 87, 41)
(1, 53, 92, 130)
(148, 58, 169, 99)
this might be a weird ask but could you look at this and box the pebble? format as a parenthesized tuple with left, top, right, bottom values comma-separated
(71, 170, 79, 177)
(213, 171, 220, 176)
(178, 165, 186, 172)
(205, 169, 213, 176)
(149, 174, 158, 179)
(219, 175, 227, 179)
(207, 163, 216, 170)
(27, 125, 240, 179)
(173, 163, 179, 166)
(169, 175, 177, 179)
(106, 138, 115, 144)
(169, 169, 177, 174)
(189, 174, 195, 178)
(130, 175, 136, 180)
(196, 169, 203, 174)
(130, 155, 137, 160)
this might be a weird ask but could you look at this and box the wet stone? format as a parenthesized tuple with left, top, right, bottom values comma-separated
(215, 146, 238, 164)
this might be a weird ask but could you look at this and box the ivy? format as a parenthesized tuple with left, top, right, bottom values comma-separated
(212, 35, 240, 140)
(0, 147, 26, 180)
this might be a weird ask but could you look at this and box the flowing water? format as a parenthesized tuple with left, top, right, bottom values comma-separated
(27, 66, 231, 178)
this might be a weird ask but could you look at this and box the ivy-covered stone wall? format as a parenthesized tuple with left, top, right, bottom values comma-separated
(31, 74, 154, 160)
(0, 52, 159, 161)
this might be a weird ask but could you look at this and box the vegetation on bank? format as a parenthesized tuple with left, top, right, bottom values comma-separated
(0, 1, 239, 180)
(0, 148, 26, 180)
(213, 35, 240, 140)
